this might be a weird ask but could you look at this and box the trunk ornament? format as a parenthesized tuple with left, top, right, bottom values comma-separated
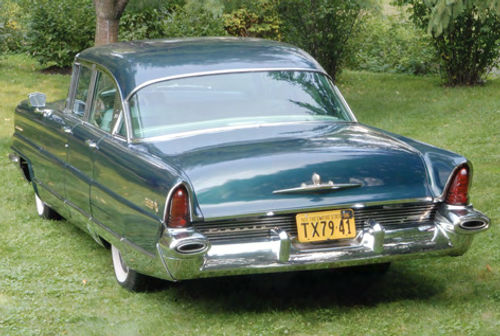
(273, 173, 361, 195)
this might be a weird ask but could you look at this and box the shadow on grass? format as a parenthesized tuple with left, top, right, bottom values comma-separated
(158, 264, 443, 312)
(47, 219, 444, 312)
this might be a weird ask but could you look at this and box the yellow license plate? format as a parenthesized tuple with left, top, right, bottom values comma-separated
(296, 209, 356, 243)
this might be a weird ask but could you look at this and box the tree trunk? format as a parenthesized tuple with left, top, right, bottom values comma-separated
(95, 17, 119, 46)
(93, 0, 129, 46)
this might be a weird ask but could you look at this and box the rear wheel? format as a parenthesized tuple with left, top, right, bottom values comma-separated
(111, 245, 151, 291)
(34, 192, 61, 220)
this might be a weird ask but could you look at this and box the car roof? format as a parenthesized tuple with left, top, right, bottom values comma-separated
(76, 37, 326, 100)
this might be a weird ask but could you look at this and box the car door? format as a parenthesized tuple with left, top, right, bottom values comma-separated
(65, 63, 101, 220)
(26, 101, 69, 206)
(89, 69, 164, 254)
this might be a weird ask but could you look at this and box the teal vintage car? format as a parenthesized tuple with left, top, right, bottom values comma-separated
(10, 38, 490, 291)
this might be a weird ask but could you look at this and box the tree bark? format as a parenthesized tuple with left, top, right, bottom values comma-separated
(95, 17, 119, 45)
(93, 0, 129, 46)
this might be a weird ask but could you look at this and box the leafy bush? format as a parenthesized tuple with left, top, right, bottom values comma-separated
(223, 0, 280, 39)
(347, 13, 439, 75)
(161, 1, 226, 38)
(399, 0, 500, 85)
(279, 0, 372, 80)
(26, 0, 95, 68)
(0, 1, 27, 53)
(119, 7, 170, 41)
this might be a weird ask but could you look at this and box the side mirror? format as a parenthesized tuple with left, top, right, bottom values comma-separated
(28, 92, 46, 108)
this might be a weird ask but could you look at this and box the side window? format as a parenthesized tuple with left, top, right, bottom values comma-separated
(89, 71, 122, 133)
(73, 66, 92, 117)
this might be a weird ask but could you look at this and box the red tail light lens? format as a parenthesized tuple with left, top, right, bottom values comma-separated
(167, 185, 189, 228)
(445, 166, 470, 205)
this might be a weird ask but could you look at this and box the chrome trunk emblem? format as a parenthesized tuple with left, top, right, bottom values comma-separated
(273, 173, 361, 195)
(312, 173, 321, 185)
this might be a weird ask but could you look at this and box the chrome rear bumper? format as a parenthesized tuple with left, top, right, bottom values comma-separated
(155, 203, 489, 281)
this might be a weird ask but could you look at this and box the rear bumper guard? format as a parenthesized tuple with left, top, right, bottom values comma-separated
(157, 203, 490, 280)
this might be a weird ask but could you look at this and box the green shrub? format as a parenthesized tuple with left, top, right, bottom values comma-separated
(223, 0, 280, 39)
(162, 2, 226, 38)
(399, 0, 500, 86)
(119, 7, 170, 41)
(0, 1, 27, 53)
(347, 13, 439, 75)
(26, 0, 95, 68)
(279, 0, 372, 80)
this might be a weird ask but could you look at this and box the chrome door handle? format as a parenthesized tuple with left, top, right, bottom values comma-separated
(63, 126, 72, 134)
(85, 139, 99, 150)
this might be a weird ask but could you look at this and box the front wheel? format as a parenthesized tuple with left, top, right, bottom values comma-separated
(111, 245, 151, 291)
(34, 192, 61, 220)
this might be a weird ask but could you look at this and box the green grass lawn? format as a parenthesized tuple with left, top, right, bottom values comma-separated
(0, 54, 498, 336)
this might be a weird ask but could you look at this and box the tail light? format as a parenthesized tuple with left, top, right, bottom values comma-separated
(166, 185, 190, 228)
(445, 165, 470, 205)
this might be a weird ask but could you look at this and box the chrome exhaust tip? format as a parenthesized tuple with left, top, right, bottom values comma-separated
(458, 219, 489, 232)
(175, 240, 209, 254)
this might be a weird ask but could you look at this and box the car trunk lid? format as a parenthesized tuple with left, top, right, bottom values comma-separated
(146, 122, 432, 219)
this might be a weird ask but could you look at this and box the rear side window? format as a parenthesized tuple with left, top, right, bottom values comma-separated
(73, 66, 92, 117)
(89, 71, 123, 134)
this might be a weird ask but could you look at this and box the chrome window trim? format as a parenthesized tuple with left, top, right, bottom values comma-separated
(333, 85, 357, 122)
(77, 59, 132, 142)
(124, 67, 331, 102)
(82, 64, 97, 122)
(65, 63, 79, 112)
(124, 67, 357, 142)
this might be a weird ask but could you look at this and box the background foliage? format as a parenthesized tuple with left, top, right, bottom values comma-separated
(0, 0, 26, 53)
(0, 0, 497, 82)
(26, 0, 95, 68)
(347, 12, 439, 75)
(161, 0, 227, 38)
(279, 0, 371, 80)
(222, 0, 281, 40)
(398, 0, 500, 85)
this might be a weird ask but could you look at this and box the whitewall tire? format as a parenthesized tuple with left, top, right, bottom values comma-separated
(34, 192, 61, 220)
(111, 244, 151, 291)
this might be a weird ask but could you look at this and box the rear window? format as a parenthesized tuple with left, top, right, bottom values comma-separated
(129, 71, 352, 139)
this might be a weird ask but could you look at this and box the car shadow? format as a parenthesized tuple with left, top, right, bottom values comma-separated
(155, 264, 443, 312)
